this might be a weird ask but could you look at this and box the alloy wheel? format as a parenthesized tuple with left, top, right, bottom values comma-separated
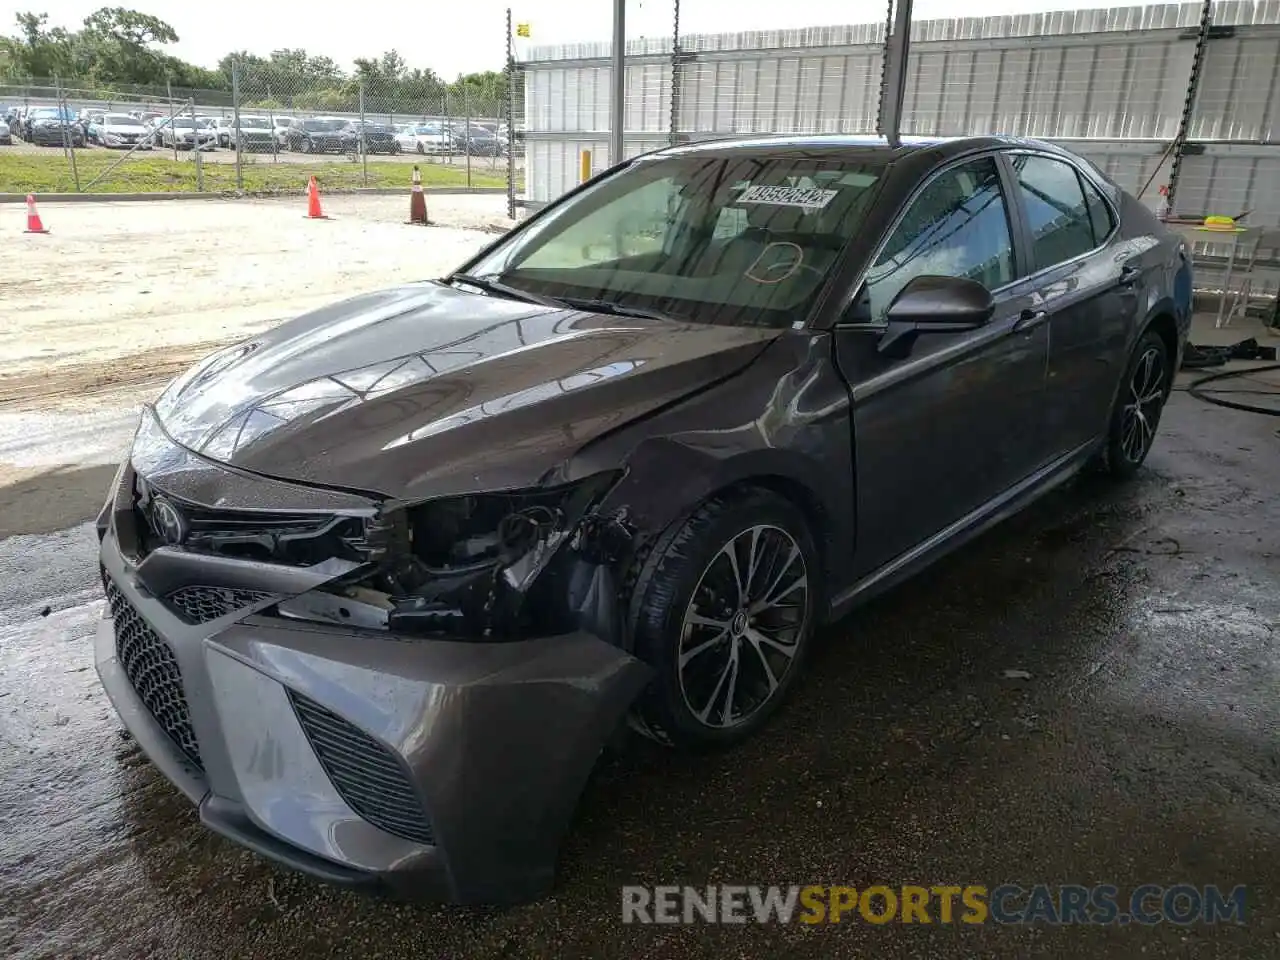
(677, 524, 809, 729)
(1120, 346, 1166, 463)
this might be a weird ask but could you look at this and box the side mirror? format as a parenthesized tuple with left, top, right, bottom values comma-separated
(878, 275, 995, 357)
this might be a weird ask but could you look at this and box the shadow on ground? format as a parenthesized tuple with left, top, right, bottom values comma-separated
(0, 463, 119, 538)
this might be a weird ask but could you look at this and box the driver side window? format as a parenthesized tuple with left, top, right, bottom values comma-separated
(518, 176, 682, 270)
(862, 156, 1015, 323)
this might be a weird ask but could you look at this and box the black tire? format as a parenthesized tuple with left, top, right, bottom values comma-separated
(627, 488, 820, 750)
(1101, 329, 1171, 479)
(300, 138, 312, 154)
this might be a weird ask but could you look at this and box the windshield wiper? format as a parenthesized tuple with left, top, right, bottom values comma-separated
(552, 296, 674, 322)
(446, 273, 560, 307)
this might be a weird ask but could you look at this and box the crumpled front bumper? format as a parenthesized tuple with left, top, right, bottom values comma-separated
(94, 421, 650, 904)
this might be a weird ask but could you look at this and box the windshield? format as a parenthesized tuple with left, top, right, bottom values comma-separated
(464, 154, 885, 328)
(105, 114, 138, 125)
(302, 118, 345, 131)
(239, 117, 270, 128)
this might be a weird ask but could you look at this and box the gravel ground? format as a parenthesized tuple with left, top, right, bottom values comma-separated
(1, 193, 513, 409)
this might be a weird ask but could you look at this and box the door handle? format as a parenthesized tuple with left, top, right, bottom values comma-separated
(1118, 264, 1141, 287)
(1013, 308, 1049, 333)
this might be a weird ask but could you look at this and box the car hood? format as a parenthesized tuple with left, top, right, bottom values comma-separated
(153, 282, 780, 501)
(103, 123, 145, 132)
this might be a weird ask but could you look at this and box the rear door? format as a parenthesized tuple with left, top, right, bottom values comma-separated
(1001, 151, 1136, 455)
(832, 153, 1050, 576)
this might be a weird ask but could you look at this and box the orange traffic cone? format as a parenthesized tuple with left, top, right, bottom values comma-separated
(305, 176, 328, 220)
(24, 194, 49, 234)
(407, 165, 428, 225)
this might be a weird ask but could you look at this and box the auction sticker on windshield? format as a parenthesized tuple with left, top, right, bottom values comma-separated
(735, 185, 838, 209)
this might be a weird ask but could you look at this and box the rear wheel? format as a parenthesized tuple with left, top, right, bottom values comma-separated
(628, 489, 819, 750)
(1102, 329, 1171, 478)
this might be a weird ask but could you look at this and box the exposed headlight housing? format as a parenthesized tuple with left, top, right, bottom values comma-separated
(348, 471, 628, 640)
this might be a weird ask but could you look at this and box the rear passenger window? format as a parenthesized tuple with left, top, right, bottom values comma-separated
(1080, 175, 1115, 246)
(1010, 154, 1097, 271)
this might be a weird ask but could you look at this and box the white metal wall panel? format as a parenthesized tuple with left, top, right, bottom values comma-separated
(520, 1, 1280, 203)
(1191, 34, 1280, 140)
(1173, 149, 1280, 222)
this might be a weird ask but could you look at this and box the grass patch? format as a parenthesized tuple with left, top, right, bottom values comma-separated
(0, 149, 511, 194)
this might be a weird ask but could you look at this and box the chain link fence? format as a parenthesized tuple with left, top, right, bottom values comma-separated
(1, 63, 521, 197)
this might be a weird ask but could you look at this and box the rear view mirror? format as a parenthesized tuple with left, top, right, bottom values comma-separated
(878, 275, 995, 357)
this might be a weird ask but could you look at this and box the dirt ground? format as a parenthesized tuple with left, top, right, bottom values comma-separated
(1, 193, 513, 411)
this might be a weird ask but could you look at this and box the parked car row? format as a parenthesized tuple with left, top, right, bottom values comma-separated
(3, 105, 87, 147)
(393, 120, 507, 156)
(1, 103, 512, 156)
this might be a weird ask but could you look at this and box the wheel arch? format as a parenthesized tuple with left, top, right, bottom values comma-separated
(597, 442, 845, 618)
(1140, 305, 1181, 389)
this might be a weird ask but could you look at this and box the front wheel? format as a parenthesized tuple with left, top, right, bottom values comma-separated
(628, 489, 820, 750)
(1101, 329, 1171, 478)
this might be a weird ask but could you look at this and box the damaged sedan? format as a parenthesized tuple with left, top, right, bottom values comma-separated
(96, 134, 1190, 904)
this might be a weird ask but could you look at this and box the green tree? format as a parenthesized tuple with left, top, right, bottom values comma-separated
(78, 6, 179, 84)
(1, 12, 74, 78)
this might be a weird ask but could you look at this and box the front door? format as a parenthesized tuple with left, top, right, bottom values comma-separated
(832, 153, 1050, 577)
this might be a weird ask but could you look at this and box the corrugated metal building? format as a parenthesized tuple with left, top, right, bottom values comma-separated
(518, 0, 1280, 223)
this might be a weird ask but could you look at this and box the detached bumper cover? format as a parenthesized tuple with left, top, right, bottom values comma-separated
(94, 425, 650, 904)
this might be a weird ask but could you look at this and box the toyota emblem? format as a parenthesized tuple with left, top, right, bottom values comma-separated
(150, 497, 187, 546)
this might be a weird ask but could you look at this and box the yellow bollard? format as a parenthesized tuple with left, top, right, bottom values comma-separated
(580, 149, 592, 184)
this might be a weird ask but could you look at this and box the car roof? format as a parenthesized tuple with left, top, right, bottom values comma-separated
(649, 133, 1074, 164)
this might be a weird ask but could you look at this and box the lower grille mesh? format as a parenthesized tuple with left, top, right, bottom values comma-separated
(166, 585, 272, 624)
(288, 691, 434, 845)
(104, 579, 203, 769)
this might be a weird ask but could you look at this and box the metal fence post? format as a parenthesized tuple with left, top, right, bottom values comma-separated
(54, 76, 81, 192)
(190, 98, 204, 192)
(231, 57, 244, 192)
(669, 0, 681, 146)
(359, 81, 369, 187)
(464, 91, 472, 188)
(506, 7, 517, 218)
(610, 0, 626, 165)
(1166, 0, 1214, 215)
(166, 81, 178, 160)
(878, 0, 915, 146)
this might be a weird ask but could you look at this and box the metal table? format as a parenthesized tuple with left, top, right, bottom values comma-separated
(1168, 223, 1255, 328)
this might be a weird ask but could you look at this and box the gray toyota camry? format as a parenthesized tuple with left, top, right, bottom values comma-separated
(96, 134, 1192, 904)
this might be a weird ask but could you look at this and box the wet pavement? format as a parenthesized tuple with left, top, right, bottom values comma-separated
(1, 385, 1278, 959)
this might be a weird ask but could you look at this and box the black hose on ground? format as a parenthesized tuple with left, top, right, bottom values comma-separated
(1185, 362, 1280, 417)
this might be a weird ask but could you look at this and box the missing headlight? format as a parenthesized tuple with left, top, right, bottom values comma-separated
(296, 471, 627, 642)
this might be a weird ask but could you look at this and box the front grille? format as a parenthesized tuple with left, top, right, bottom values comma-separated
(166, 585, 273, 624)
(104, 579, 203, 769)
(133, 478, 361, 565)
(288, 691, 434, 845)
